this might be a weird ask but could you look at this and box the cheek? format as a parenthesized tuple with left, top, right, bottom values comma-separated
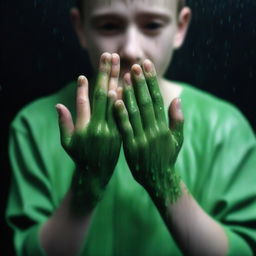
(145, 36, 175, 77)
(158, 41, 175, 76)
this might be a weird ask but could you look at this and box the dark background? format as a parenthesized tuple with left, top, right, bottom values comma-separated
(1, 0, 255, 254)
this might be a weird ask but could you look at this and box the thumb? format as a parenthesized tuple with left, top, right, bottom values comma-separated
(56, 104, 74, 148)
(168, 98, 184, 146)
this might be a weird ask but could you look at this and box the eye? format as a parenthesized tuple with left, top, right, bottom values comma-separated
(96, 22, 123, 35)
(144, 22, 163, 30)
(99, 23, 119, 30)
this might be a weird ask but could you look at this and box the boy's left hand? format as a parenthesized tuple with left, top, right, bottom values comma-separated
(115, 60, 184, 209)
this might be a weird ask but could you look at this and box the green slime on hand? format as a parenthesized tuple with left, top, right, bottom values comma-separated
(116, 65, 184, 212)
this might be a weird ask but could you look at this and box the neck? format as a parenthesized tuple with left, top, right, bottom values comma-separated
(158, 77, 183, 108)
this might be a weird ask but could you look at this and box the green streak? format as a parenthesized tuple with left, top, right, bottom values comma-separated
(70, 167, 105, 217)
(147, 167, 182, 212)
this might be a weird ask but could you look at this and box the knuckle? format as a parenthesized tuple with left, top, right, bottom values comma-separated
(140, 99, 151, 109)
(129, 106, 139, 117)
(109, 79, 117, 89)
(161, 129, 170, 140)
(152, 92, 162, 104)
(111, 66, 119, 77)
(156, 121, 168, 133)
(77, 96, 88, 105)
(123, 123, 132, 134)
(91, 122, 106, 136)
(94, 88, 106, 100)
(137, 135, 147, 149)
(99, 61, 111, 74)
(147, 127, 157, 139)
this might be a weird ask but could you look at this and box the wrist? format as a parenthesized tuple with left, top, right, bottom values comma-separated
(70, 167, 105, 216)
(147, 167, 182, 213)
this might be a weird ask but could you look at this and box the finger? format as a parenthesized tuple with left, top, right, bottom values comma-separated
(116, 86, 123, 100)
(168, 98, 184, 146)
(56, 104, 74, 148)
(75, 75, 91, 131)
(123, 73, 144, 138)
(106, 53, 120, 127)
(142, 59, 166, 124)
(114, 100, 134, 144)
(109, 53, 120, 91)
(92, 52, 112, 121)
(107, 90, 118, 127)
(131, 64, 155, 129)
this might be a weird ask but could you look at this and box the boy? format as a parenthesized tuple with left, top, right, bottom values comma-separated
(6, 0, 256, 255)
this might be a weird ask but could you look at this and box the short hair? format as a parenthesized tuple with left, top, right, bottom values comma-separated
(76, 0, 186, 17)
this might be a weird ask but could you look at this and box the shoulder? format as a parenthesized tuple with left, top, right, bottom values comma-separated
(169, 82, 255, 147)
(11, 81, 76, 132)
(180, 82, 252, 131)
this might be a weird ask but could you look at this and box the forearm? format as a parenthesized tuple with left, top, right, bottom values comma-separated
(39, 188, 93, 256)
(39, 170, 100, 256)
(154, 182, 228, 256)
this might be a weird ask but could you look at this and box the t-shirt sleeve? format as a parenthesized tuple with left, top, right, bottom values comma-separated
(205, 106, 256, 255)
(6, 122, 54, 256)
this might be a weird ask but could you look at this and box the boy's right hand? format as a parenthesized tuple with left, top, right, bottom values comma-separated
(56, 53, 121, 210)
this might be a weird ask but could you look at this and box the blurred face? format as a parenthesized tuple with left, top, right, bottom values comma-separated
(76, 0, 189, 79)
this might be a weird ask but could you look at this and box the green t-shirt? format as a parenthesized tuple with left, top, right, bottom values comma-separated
(6, 82, 256, 255)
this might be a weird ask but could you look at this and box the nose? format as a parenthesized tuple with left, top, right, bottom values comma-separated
(119, 25, 144, 64)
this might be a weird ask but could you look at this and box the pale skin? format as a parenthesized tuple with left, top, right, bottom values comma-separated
(40, 0, 228, 255)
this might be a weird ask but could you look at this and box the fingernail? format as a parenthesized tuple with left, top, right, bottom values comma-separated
(143, 59, 152, 73)
(102, 52, 110, 61)
(100, 53, 111, 72)
(55, 104, 61, 114)
(115, 100, 123, 107)
(124, 72, 132, 85)
(78, 75, 85, 85)
(112, 53, 119, 65)
(132, 64, 141, 76)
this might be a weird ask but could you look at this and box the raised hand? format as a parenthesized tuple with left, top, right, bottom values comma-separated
(114, 59, 184, 210)
(56, 53, 121, 211)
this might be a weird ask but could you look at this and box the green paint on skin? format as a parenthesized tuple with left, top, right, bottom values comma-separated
(57, 54, 122, 217)
(134, 78, 151, 100)
(133, 79, 155, 128)
(146, 167, 182, 209)
(71, 167, 108, 216)
(120, 63, 183, 211)
(94, 73, 108, 96)
(145, 75, 167, 125)
(92, 59, 111, 99)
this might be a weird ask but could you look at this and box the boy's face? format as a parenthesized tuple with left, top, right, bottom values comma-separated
(72, 0, 191, 79)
